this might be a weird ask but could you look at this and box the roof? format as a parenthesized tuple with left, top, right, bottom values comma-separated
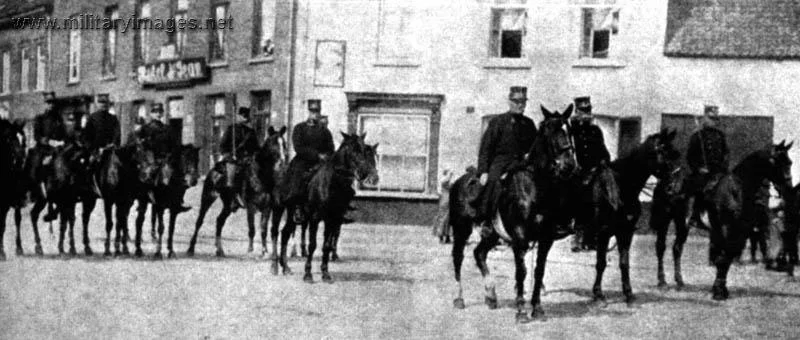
(0, 0, 52, 20)
(664, 0, 800, 60)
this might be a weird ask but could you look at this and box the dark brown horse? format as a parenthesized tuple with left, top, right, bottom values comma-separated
(149, 144, 200, 258)
(0, 119, 28, 260)
(450, 105, 579, 322)
(704, 142, 793, 300)
(588, 128, 676, 306)
(187, 127, 287, 257)
(276, 132, 378, 282)
(47, 141, 96, 256)
(97, 144, 157, 257)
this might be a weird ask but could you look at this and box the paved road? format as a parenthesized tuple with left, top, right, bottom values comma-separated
(1, 192, 799, 339)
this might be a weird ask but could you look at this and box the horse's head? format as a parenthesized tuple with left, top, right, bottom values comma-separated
(179, 144, 201, 187)
(265, 126, 289, 172)
(641, 128, 678, 179)
(767, 140, 794, 194)
(536, 104, 578, 179)
(0, 119, 26, 172)
(338, 132, 379, 186)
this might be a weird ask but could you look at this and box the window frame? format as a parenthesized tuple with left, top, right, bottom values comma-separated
(209, 2, 230, 64)
(489, 7, 527, 59)
(251, 0, 276, 60)
(573, 6, 626, 68)
(68, 24, 81, 84)
(35, 43, 46, 91)
(20, 46, 30, 92)
(102, 5, 119, 78)
(1, 50, 10, 94)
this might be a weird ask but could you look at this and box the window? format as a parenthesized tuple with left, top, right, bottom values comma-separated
(210, 95, 228, 159)
(36, 44, 46, 90)
(209, 3, 229, 62)
(250, 90, 271, 140)
(252, 0, 276, 58)
(580, 7, 620, 59)
(0, 101, 9, 119)
(168, 97, 193, 144)
(68, 27, 81, 83)
(490, 8, 527, 58)
(170, 0, 189, 55)
(135, 1, 151, 65)
(377, 1, 416, 64)
(1, 51, 9, 93)
(20, 47, 30, 92)
(103, 6, 118, 77)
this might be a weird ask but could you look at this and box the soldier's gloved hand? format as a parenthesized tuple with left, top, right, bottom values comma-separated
(48, 140, 64, 147)
(699, 167, 710, 175)
(319, 154, 329, 162)
(479, 173, 488, 186)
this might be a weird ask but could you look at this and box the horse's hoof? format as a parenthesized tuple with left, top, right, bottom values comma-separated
(625, 295, 637, 307)
(35, 245, 43, 256)
(322, 272, 333, 284)
(675, 280, 686, 290)
(722, 286, 730, 299)
(153, 252, 163, 260)
(0, 251, 6, 261)
(103, 249, 112, 257)
(247, 245, 254, 253)
(167, 251, 176, 259)
(484, 297, 498, 310)
(591, 295, 608, 308)
(530, 306, 547, 321)
(68, 247, 77, 256)
(114, 250, 122, 257)
(84, 247, 93, 256)
(331, 253, 339, 262)
(186, 248, 195, 257)
(215, 249, 225, 257)
(712, 292, 726, 301)
(303, 273, 313, 283)
(283, 266, 293, 275)
(453, 298, 466, 309)
(290, 248, 298, 258)
(135, 249, 144, 258)
(516, 311, 533, 324)
(271, 262, 279, 275)
(657, 281, 668, 290)
(121, 248, 130, 256)
(301, 249, 308, 258)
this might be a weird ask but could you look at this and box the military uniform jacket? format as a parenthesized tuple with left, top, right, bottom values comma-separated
(33, 109, 66, 144)
(687, 126, 729, 174)
(291, 120, 334, 168)
(571, 123, 610, 170)
(139, 120, 175, 157)
(478, 112, 537, 179)
(220, 123, 259, 159)
(83, 109, 121, 151)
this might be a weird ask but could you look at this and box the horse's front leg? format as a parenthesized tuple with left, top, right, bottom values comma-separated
(321, 218, 339, 283)
(153, 205, 166, 259)
(593, 232, 610, 306)
(618, 230, 636, 305)
(0, 206, 8, 260)
(473, 231, 500, 309)
(672, 205, 690, 289)
(82, 198, 96, 256)
(167, 207, 178, 258)
(651, 207, 669, 288)
(278, 207, 297, 275)
(246, 207, 256, 254)
(303, 219, 320, 283)
(511, 237, 529, 322)
(528, 238, 553, 322)
(451, 216, 472, 309)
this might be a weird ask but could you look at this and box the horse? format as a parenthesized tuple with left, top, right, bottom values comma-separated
(650, 147, 693, 289)
(704, 141, 793, 300)
(94, 143, 157, 257)
(587, 128, 677, 305)
(275, 132, 378, 283)
(149, 144, 200, 258)
(0, 119, 28, 260)
(46, 141, 97, 256)
(449, 105, 579, 322)
(187, 126, 287, 257)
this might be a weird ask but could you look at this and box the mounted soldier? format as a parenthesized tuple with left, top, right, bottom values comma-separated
(82, 94, 121, 196)
(282, 99, 334, 223)
(28, 91, 67, 222)
(217, 106, 259, 211)
(472, 86, 572, 238)
(138, 103, 190, 211)
(569, 96, 611, 252)
(686, 105, 729, 229)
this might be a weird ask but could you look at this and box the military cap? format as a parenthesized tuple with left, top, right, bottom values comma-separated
(574, 96, 592, 114)
(508, 86, 528, 100)
(237, 106, 251, 119)
(704, 105, 719, 117)
(150, 103, 164, 112)
(308, 99, 322, 112)
(96, 93, 112, 105)
(43, 91, 56, 103)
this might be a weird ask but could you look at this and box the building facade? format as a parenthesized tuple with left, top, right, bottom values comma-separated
(290, 0, 800, 223)
(1, 0, 294, 173)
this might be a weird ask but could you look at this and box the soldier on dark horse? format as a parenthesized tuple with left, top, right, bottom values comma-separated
(82, 93, 121, 197)
(471, 86, 574, 240)
(217, 106, 260, 211)
(27, 91, 66, 223)
(282, 99, 335, 224)
(686, 105, 729, 231)
(136, 103, 191, 212)
(569, 96, 612, 252)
